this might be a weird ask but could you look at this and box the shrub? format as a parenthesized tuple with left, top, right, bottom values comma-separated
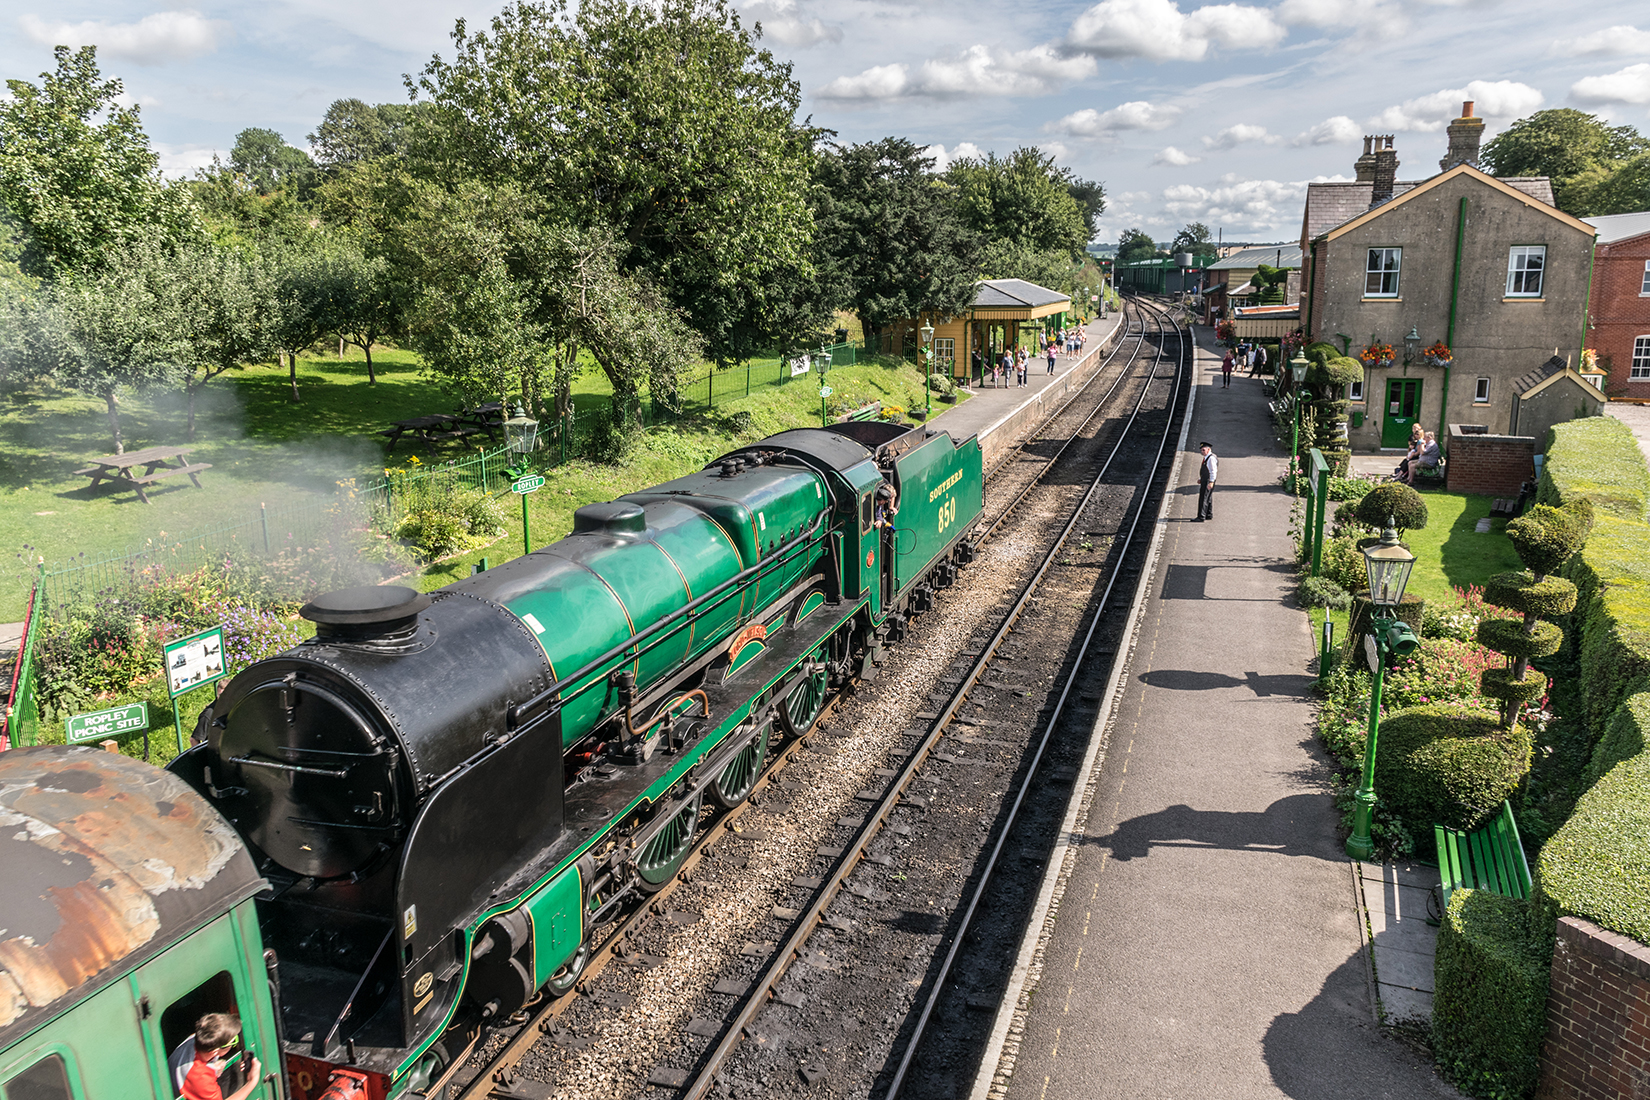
(1314, 355, 1364, 391)
(1475, 618, 1562, 662)
(1304, 340, 1339, 365)
(1299, 575, 1350, 610)
(1562, 514, 1650, 735)
(1317, 535, 1372, 592)
(1433, 890, 1551, 1100)
(1373, 704, 1533, 851)
(1482, 571, 1577, 619)
(1347, 590, 1426, 641)
(1537, 415, 1650, 523)
(1505, 504, 1591, 578)
(1355, 482, 1429, 534)
(1535, 749, 1650, 944)
(397, 510, 469, 562)
(1384, 638, 1504, 711)
(1583, 690, 1650, 786)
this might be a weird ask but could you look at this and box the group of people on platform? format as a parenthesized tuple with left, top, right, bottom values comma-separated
(970, 324, 1087, 389)
(1218, 342, 1268, 388)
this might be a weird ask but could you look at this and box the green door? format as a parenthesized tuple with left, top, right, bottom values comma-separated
(1382, 378, 1423, 448)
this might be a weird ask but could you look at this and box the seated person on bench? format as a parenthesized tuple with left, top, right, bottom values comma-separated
(170, 1013, 261, 1100)
(1407, 431, 1440, 485)
(1393, 424, 1424, 481)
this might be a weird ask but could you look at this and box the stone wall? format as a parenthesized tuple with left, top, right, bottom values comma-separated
(1446, 423, 1535, 496)
(1537, 916, 1650, 1100)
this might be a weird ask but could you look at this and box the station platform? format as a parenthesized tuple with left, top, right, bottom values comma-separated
(970, 325, 1459, 1099)
(926, 310, 1128, 466)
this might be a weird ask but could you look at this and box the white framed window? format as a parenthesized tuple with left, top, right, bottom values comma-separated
(1475, 377, 1491, 403)
(1365, 248, 1401, 296)
(1633, 336, 1650, 380)
(1507, 245, 1546, 296)
(1641, 260, 1650, 296)
(1349, 377, 1365, 401)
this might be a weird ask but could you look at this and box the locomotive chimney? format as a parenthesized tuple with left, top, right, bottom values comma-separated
(1369, 136, 1399, 207)
(1354, 135, 1378, 183)
(300, 585, 431, 644)
(1439, 100, 1485, 171)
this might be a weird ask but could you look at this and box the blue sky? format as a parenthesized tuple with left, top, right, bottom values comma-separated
(6, 0, 1650, 244)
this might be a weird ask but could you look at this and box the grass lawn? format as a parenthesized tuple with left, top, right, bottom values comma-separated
(3, 343, 960, 619)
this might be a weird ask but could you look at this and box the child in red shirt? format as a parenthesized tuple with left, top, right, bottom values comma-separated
(177, 1013, 263, 1100)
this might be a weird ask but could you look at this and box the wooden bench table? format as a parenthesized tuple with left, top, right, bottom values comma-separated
(380, 415, 485, 452)
(75, 446, 212, 504)
(1435, 799, 1532, 914)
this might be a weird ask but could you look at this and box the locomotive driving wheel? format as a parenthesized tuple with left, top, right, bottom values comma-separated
(634, 791, 704, 892)
(710, 718, 771, 808)
(777, 651, 828, 737)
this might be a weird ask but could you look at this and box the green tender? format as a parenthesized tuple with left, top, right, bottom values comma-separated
(1435, 800, 1532, 911)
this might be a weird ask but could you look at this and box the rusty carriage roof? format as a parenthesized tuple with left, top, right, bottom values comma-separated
(0, 745, 264, 1050)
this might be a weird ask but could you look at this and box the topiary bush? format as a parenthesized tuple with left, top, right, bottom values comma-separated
(1534, 749, 1650, 944)
(1506, 503, 1593, 578)
(1354, 482, 1429, 534)
(1373, 704, 1533, 850)
(1313, 355, 1364, 391)
(1299, 575, 1350, 610)
(1433, 889, 1551, 1100)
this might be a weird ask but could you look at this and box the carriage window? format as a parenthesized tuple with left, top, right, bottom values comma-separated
(861, 494, 874, 534)
(2, 1054, 74, 1100)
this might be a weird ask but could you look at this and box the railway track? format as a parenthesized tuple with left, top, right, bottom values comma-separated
(425, 298, 1184, 1100)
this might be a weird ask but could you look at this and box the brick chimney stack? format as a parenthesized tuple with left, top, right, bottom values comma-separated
(1369, 136, 1399, 206)
(1439, 100, 1485, 171)
(1354, 135, 1378, 183)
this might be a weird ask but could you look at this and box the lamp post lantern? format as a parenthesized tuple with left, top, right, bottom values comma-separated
(1346, 519, 1419, 860)
(1404, 325, 1421, 367)
(503, 404, 541, 556)
(920, 321, 935, 419)
(1289, 352, 1310, 492)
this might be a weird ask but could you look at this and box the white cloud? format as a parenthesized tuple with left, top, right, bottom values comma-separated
(745, 0, 842, 46)
(1047, 100, 1182, 136)
(1275, 0, 1404, 32)
(923, 142, 985, 171)
(1154, 146, 1200, 166)
(1202, 123, 1282, 150)
(1117, 190, 1152, 202)
(19, 10, 222, 66)
(1292, 115, 1361, 146)
(1552, 25, 1650, 57)
(154, 142, 218, 179)
(1040, 141, 1071, 161)
(1571, 63, 1650, 105)
(1366, 81, 1544, 132)
(817, 44, 1094, 100)
(1067, 0, 1285, 61)
(1161, 177, 1313, 228)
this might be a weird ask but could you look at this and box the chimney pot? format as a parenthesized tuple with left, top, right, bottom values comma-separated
(1462, 100, 1474, 118)
(1440, 106, 1485, 171)
(1370, 139, 1399, 206)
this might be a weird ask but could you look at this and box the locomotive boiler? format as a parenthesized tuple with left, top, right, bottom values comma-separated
(163, 422, 984, 1098)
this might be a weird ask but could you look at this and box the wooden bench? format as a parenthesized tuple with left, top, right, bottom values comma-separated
(1434, 800, 1532, 917)
(129, 462, 212, 488)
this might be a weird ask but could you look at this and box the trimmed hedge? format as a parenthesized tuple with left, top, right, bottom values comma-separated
(1482, 571, 1578, 619)
(1535, 750, 1650, 944)
(1355, 482, 1428, 533)
(1481, 667, 1549, 707)
(1562, 514, 1650, 735)
(1506, 504, 1591, 578)
(1584, 690, 1650, 787)
(1537, 416, 1650, 523)
(1433, 890, 1550, 1100)
(1474, 618, 1562, 661)
(1373, 704, 1533, 852)
(1315, 355, 1364, 390)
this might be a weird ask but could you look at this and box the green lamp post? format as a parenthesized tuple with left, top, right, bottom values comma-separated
(1345, 520, 1420, 860)
(817, 348, 832, 427)
(920, 320, 935, 419)
(503, 404, 540, 557)
(1289, 352, 1310, 493)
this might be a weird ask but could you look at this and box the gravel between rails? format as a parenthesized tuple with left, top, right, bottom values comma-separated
(436, 303, 1175, 1100)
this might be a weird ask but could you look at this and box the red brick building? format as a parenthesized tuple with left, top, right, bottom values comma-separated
(1583, 211, 1650, 401)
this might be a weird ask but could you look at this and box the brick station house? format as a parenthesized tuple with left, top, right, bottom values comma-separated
(1299, 104, 1598, 451)
(1582, 210, 1650, 401)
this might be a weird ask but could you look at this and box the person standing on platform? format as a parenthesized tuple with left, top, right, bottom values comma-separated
(1046, 342, 1057, 374)
(1221, 353, 1234, 388)
(1195, 441, 1218, 521)
(1016, 348, 1029, 386)
(1254, 343, 1267, 376)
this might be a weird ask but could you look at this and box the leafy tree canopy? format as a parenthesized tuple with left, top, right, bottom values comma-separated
(410, 0, 816, 367)
(945, 147, 1095, 257)
(1169, 221, 1213, 256)
(230, 128, 316, 195)
(812, 137, 978, 339)
(308, 99, 425, 170)
(1482, 109, 1648, 214)
(1116, 227, 1160, 265)
(0, 46, 195, 277)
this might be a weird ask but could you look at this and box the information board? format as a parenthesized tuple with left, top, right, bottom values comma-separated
(66, 702, 149, 744)
(789, 355, 812, 377)
(165, 626, 226, 698)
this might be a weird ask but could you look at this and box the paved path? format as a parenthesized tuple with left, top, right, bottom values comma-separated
(1607, 401, 1650, 466)
(977, 326, 1457, 1100)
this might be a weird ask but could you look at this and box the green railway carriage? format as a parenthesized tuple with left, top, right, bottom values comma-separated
(0, 746, 280, 1100)
(121, 422, 986, 1099)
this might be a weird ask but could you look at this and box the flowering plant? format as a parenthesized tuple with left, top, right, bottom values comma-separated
(1421, 341, 1453, 367)
(1281, 331, 1305, 359)
(1215, 319, 1236, 345)
(1580, 348, 1598, 371)
(1358, 342, 1395, 367)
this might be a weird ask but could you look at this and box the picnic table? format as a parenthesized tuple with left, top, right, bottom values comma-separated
(378, 414, 482, 452)
(75, 445, 211, 504)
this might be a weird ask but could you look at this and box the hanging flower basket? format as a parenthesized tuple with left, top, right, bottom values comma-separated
(1422, 341, 1453, 368)
(1358, 342, 1395, 368)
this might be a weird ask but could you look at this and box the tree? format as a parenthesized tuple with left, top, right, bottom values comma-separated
(1572, 152, 1650, 217)
(812, 138, 978, 343)
(1170, 222, 1213, 256)
(1116, 228, 1160, 265)
(1253, 263, 1290, 304)
(308, 99, 424, 171)
(1066, 177, 1107, 245)
(230, 128, 316, 196)
(946, 148, 1094, 257)
(21, 236, 180, 451)
(159, 240, 280, 437)
(1482, 109, 1648, 214)
(0, 46, 195, 277)
(330, 247, 403, 384)
(409, 0, 818, 366)
(268, 241, 358, 401)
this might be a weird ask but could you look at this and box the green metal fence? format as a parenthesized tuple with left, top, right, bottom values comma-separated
(658, 343, 861, 420)
(2, 580, 42, 749)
